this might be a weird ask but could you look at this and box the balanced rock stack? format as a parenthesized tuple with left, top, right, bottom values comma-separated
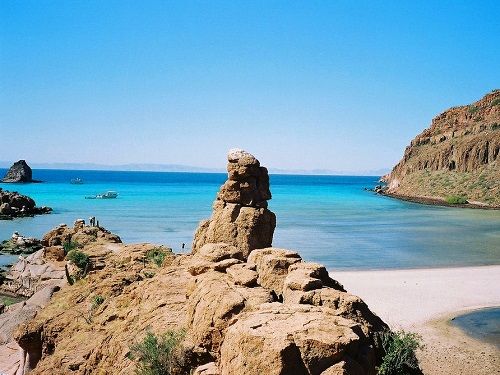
(192, 149, 276, 258)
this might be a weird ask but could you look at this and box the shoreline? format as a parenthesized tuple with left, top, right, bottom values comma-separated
(334, 265, 500, 374)
(379, 191, 500, 210)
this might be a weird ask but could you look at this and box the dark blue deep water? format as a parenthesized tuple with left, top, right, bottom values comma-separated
(1, 168, 499, 270)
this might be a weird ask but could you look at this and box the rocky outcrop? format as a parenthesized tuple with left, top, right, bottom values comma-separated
(41, 219, 122, 247)
(382, 90, 500, 206)
(0, 189, 52, 220)
(0, 249, 65, 298)
(2, 160, 38, 183)
(0, 232, 43, 255)
(2, 151, 389, 375)
(0, 220, 121, 298)
(192, 149, 276, 258)
(0, 284, 62, 375)
(185, 245, 387, 375)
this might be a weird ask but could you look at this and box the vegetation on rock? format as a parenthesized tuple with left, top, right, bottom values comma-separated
(63, 240, 79, 255)
(445, 195, 468, 205)
(145, 247, 168, 267)
(129, 330, 185, 375)
(377, 330, 423, 375)
(66, 249, 89, 270)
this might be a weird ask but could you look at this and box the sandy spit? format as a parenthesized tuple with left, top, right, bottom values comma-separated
(333, 265, 500, 375)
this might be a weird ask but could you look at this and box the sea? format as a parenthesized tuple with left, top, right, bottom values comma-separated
(1, 169, 499, 271)
(451, 307, 500, 349)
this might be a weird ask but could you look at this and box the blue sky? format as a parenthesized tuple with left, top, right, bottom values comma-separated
(1, 1, 499, 172)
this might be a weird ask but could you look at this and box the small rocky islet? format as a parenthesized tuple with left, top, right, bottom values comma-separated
(1, 160, 40, 184)
(0, 150, 395, 375)
(1, 160, 52, 220)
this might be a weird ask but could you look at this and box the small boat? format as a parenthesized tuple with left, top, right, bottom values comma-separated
(70, 178, 84, 184)
(85, 191, 119, 199)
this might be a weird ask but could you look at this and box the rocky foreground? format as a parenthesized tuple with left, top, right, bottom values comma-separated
(382, 90, 500, 207)
(1, 150, 390, 375)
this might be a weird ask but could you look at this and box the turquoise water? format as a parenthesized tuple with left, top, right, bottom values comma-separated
(452, 307, 500, 349)
(1, 169, 499, 270)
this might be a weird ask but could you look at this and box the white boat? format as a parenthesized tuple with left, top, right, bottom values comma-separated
(85, 191, 118, 199)
(70, 178, 84, 184)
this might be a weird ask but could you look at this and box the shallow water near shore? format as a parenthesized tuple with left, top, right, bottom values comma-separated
(1, 169, 499, 270)
(451, 307, 500, 349)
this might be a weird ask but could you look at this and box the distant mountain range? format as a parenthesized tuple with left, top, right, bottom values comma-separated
(0, 161, 389, 177)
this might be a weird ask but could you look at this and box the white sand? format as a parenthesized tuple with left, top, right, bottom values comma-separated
(333, 265, 500, 375)
(333, 265, 500, 328)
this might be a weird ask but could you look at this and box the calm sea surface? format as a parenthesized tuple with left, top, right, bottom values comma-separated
(452, 307, 500, 349)
(1, 169, 499, 270)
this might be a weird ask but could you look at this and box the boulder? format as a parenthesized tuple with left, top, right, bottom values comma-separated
(247, 248, 302, 294)
(2, 160, 36, 183)
(219, 303, 375, 375)
(185, 271, 272, 354)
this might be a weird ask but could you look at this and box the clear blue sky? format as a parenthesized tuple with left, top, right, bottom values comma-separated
(1, 1, 499, 172)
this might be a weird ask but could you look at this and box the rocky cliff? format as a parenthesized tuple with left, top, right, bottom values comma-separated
(0, 150, 389, 375)
(2, 161, 38, 183)
(383, 90, 500, 206)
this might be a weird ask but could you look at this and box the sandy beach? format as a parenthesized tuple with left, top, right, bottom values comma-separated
(334, 265, 500, 374)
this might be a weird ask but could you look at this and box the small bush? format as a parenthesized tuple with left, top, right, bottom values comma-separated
(491, 98, 500, 106)
(92, 295, 105, 308)
(145, 247, 168, 267)
(130, 330, 185, 375)
(445, 195, 468, 204)
(467, 105, 479, 114)
(377, 330, 423, 375)
(63, 240, 79, 255)
(66, 249, 89, 270)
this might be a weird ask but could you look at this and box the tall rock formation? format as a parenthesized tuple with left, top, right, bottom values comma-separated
(383, 90, 500, 206)
(192, 149, 276, 258)
(2, 160, 37, 183)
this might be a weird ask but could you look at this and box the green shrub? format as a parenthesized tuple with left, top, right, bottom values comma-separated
(130, 330, 185, 375)
(145, 247, 168, 267)
(0, 295, 23, 306)
(467, 105, 479, 114)
(66, 249, 89, 270)
(92, 295, 105, 308)
(491, 98, 500, 106)
(63, 240, 79, 255)
(445, 195, 468, 204)
(377, 330, 423, 375)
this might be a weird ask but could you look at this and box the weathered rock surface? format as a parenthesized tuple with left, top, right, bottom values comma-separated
(2, 160, 38, 183)
(219, 303, 375, 375)
(0, 284, 62, 375)
(192, 149, 276, 258)
(0, 189, 52, 220)
(382, 90, 500, 206)
(0, 249, 65, 298)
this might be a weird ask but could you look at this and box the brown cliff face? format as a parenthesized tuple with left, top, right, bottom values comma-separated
(384, 90, 500, 206)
